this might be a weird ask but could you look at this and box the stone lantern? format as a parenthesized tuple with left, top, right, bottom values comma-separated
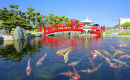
(81, 18, 94, 34)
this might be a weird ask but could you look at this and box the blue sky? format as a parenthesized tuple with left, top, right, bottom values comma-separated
(0, 0, 130, 27)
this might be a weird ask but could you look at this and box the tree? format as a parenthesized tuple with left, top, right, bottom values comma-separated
(0, 4, 32, 34)
(120, 22, 130, 27)
(26, 7, 44, 28)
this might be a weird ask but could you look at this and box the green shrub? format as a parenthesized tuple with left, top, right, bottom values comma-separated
(119, 32, 130, 35)
(105, 31, 112, 34)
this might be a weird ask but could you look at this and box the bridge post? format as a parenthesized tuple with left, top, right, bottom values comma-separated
(39, 27, 42, 32)
(44, 27, 46, 33)
(71, 23, 73, 29)
(55, 24, 58, 30)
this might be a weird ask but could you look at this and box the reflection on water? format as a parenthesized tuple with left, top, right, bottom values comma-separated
(0, 36, 130, 80)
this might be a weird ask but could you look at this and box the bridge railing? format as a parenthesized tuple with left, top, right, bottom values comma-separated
(39, 23, 84, 34)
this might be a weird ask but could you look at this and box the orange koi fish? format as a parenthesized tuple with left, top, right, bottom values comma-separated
(101, 50, 112, 57)
(70, 67, 80, 80)
(61, 71, 74, 76)
(94, 50, 105, 58)
(26, 58, 31, 75)
(113, 50, 124, 57)
(109, 45, 115, 49)
(56, 47, 71, 55)
(68, 58, 81, 66)
(36, 53, 47, 67)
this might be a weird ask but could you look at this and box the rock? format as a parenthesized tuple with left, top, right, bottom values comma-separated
(2, 35, 14, 40)
(14, 39, 27, 52)
(0, 36, 4, 41)
(0, 29, 8, 35)
(31, 32, 43, 37)
(14, 26, 28, 40)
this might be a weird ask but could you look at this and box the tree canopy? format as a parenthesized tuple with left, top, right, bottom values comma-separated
(120, 22, 130, 27)
(0, 4, 80, 34)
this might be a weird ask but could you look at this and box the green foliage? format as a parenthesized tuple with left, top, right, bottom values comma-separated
(0, 4, 32, 34)
(105, 31, 112, 34)
(120, 22, 130, 27)
(119, 32, 130, 35)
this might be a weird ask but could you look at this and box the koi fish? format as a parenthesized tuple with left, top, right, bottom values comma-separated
(61, 71, 74, 76)
(100, 50, 112, 57)
(104, 57, 111, 63)
(68, 58, 81, 66)
(117, 44, 127, 47)
(36, 53, 47, 67)
(119, 54, 130, 59)
(125, 50, 130, 51)
(57, 54, 64, 56)
(56, 47, 71, 55)
(70, 67, 80, 80)
(94, 50, 105, 58)
(93, 63, 102, 71)
(26, 58, 31, 75)
(110, 62, 123, 68)
(91, 52, 97, 59)
(88, 57, 94, 66)
(109, 45, 115, 49)
(64, 55, 69, 63)
(91, 51, 95, 55)
(73, 67, 78, 76)
(70, 75, 80, 80)
(113, 50, 124, 57)
(64, 50, 71, 60)
(111, 57, 129, 67)
(80, 69, 94, 73)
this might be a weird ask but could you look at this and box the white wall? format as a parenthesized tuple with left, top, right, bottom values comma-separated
(120, 18, 130, 25)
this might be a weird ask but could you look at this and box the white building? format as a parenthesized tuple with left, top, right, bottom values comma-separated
(118, 18, 130, 26)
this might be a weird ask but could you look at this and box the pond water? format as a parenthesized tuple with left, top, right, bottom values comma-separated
(0, 36, 130, 80)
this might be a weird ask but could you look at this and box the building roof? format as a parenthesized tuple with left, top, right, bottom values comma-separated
(81, 18, 94, 23)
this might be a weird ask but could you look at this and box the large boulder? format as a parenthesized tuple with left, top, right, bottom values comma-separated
(14, 39, 27, 52)
(0, 29, 8, 35)
(14, 26, 28, 40)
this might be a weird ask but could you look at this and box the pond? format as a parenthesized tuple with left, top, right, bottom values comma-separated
(0, 36, 130, 80)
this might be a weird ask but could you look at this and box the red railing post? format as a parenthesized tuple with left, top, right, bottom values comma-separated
(71, 23, 73, 29)
(55, 24, 58, 30)
(39, 27, 42, 32)
(44, 27, 46, 33)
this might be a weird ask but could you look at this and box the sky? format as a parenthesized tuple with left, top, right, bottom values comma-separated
(0, 0, 130, 27)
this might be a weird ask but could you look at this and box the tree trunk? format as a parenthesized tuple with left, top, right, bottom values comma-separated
(8, 28, 12, 34)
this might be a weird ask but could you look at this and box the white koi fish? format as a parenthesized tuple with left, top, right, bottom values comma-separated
(68, 58, 81, 66)
(26, 58, 31, 75)
(36, 53, 47, 67)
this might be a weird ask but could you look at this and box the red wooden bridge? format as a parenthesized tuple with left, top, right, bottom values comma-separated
(39, 23, 105, 35)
